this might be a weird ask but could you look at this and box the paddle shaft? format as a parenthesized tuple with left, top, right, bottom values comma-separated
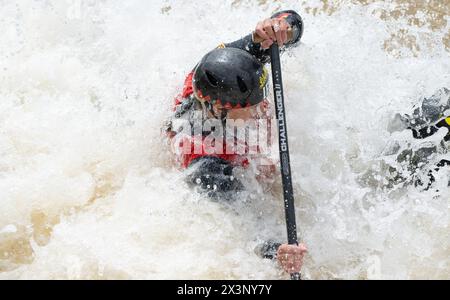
(270, 44, 301, 281)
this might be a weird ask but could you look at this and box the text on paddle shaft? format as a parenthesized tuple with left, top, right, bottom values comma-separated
(177, 284, 272, 297)
(275, 83, 288, 152)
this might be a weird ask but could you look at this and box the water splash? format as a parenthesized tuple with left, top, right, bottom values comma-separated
(0, 0, 448, 279)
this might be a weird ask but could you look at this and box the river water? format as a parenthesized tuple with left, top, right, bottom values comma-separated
(0, 0, 448, 279)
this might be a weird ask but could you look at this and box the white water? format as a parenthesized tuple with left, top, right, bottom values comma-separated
(0, 0, 448, 279)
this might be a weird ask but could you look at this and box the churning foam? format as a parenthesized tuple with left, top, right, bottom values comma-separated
(0, 0, 448, 279)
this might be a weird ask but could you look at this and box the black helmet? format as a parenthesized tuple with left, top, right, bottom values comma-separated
(193, 48, 269, 109)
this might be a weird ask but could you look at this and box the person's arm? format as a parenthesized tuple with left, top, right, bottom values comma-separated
(185, 156, 244, 199)
(223, 10, 304, 63)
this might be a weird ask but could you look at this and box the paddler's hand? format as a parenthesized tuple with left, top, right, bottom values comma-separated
(277, 243, 307, 274)
(254, 17, 291, 49)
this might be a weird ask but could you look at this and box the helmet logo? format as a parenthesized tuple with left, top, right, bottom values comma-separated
(259, 67, 268, 89)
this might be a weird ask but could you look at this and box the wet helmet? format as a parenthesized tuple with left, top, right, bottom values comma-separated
(193, 48, 269, 109)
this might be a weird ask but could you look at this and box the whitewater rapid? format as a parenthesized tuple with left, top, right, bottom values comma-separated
(0, 0, 448, 279)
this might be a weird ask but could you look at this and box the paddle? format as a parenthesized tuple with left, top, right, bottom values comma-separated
(269, 43, 301, 281)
